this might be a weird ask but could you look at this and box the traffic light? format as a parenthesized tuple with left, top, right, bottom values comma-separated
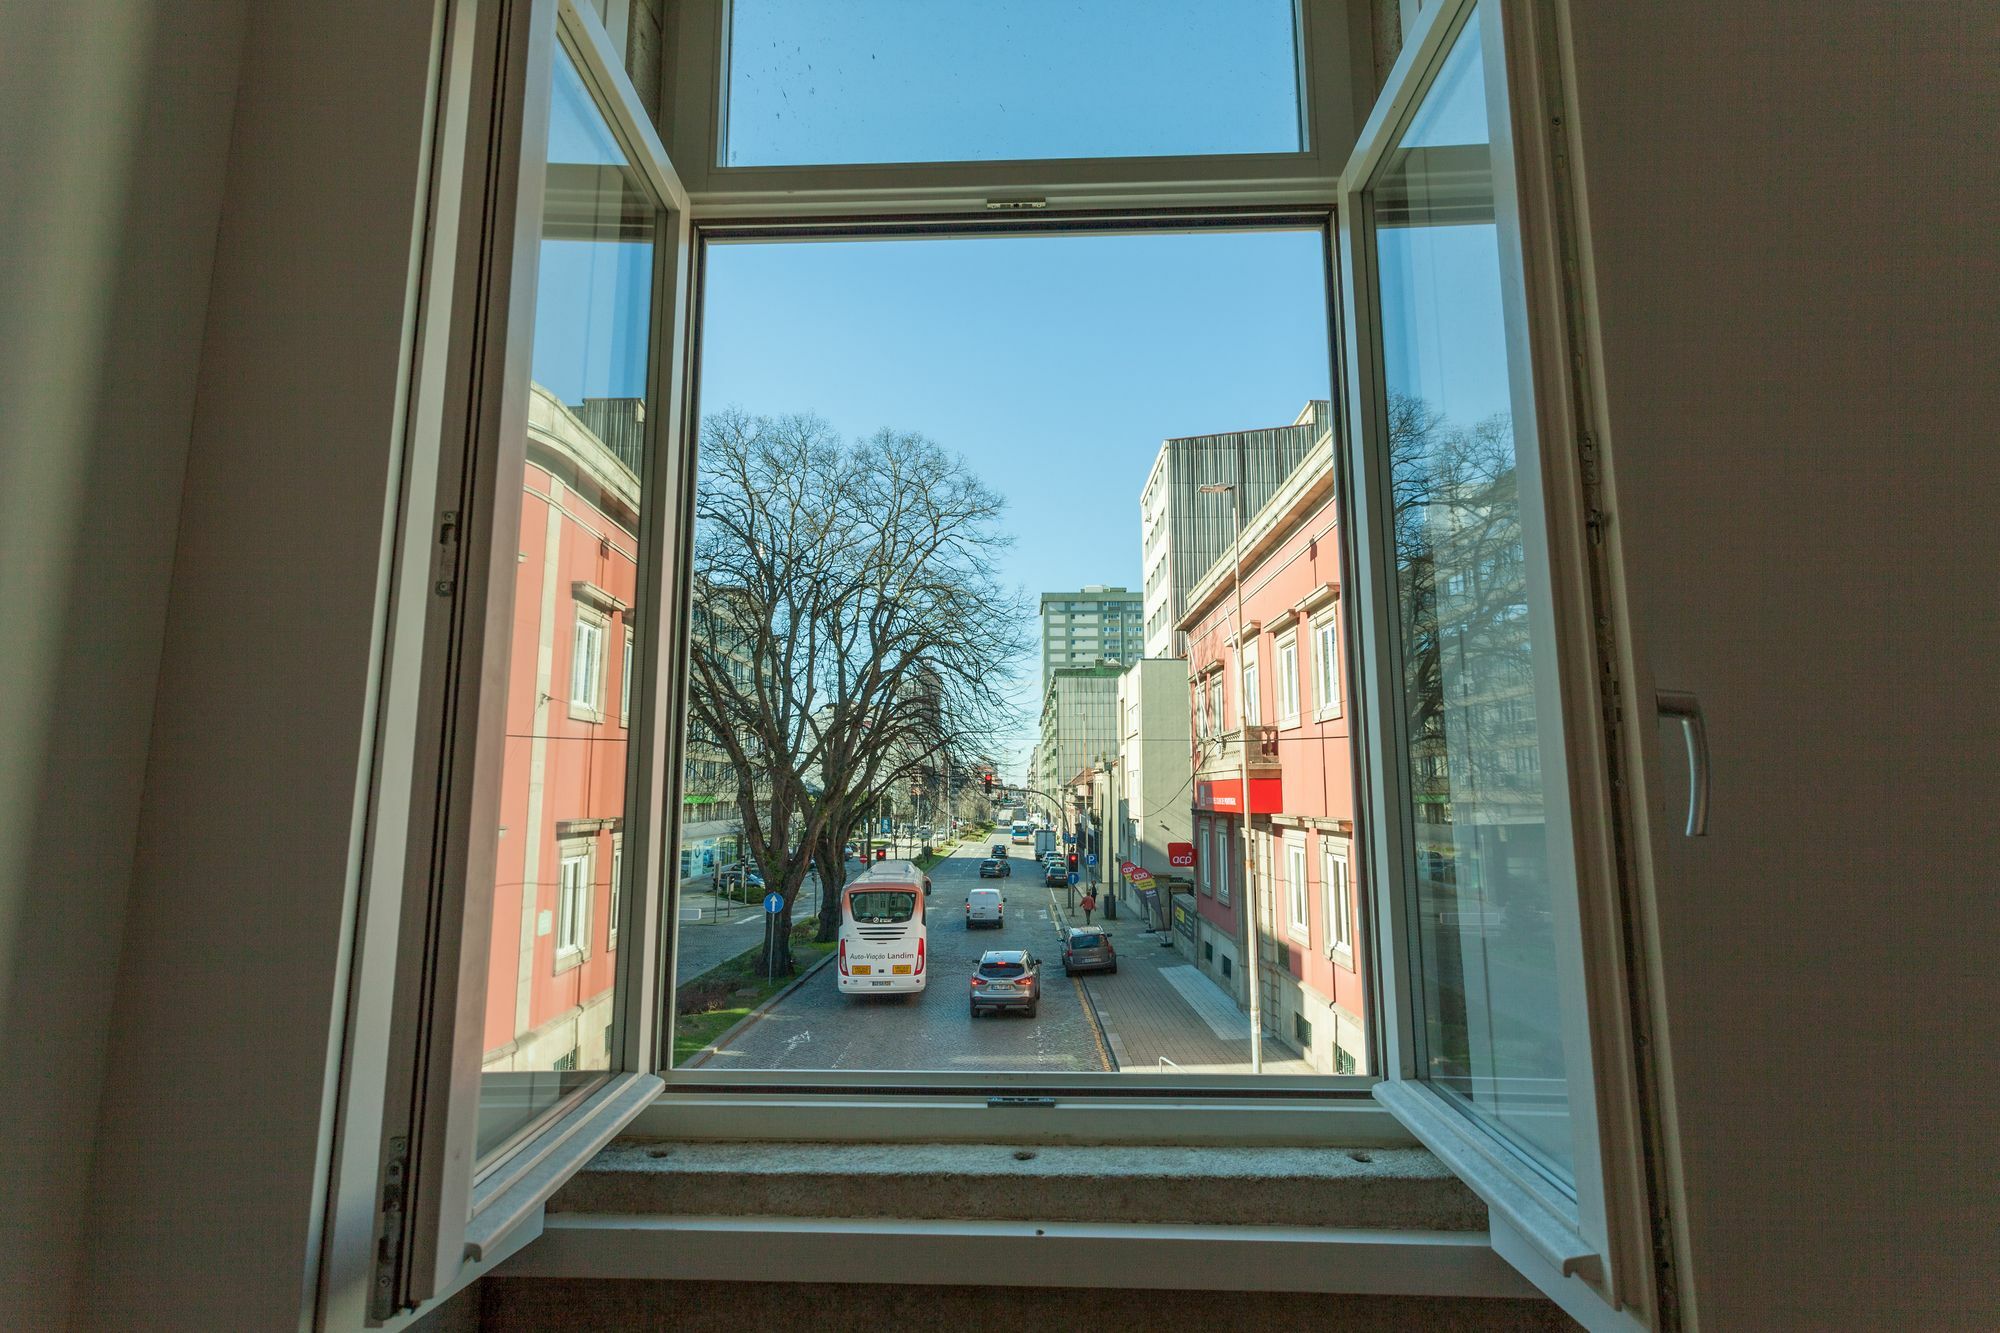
(981, 772, 993, 792)
(1066, 849, 1078, 873)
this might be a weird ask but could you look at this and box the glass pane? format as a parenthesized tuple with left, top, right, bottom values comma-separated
(723, 0, 1305, 167)
(1371, 14, 1572, 1177)
(671, 227, 1370, 1082)
(476, 43, 656, 1161)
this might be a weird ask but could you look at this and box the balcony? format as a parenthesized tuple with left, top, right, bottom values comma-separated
(1196, 724, 1281, 777)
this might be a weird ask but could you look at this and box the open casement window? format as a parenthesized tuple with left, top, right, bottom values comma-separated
(1336, 0, 1670, 1326)
(350, 0, 690, 1319)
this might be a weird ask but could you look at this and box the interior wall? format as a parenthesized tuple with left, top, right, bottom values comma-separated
(71, 1, 445, 1327)
(0, 3, 249, 1329)
(1563, 2, 1999, 1326)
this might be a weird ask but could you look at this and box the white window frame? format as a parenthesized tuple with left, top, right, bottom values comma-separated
(609, 833, 623, 949)
(1322, 836, 1351, 960)
(621, 625, 634, 727)
(1314, 605, 1343, 718)
(569, 608, 608, 721)
(1336, 0, 1669, 1324)
(1284, 833, 1310, 942)
(337, 0, 1676, 1323)
(1241, 639, 1261, 727)
(556, 842, 592, 967)
(1275, 629, 1302, 726)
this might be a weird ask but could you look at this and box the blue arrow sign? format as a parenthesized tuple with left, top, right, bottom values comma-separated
(763, 891, 784, 915)
(1067, 872, 1079, 888)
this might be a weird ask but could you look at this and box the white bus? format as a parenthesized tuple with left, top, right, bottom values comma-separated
(1010, 820, 1033, 844)
(837, 860, 928, 996)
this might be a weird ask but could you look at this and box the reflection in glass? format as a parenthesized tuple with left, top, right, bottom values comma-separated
(476, 44, 655, 1162)
(724, 0, 1305, 166)
(1372, 14, 1573, 1178)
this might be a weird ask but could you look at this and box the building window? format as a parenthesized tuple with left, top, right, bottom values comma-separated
(609, 836, 623, 949)
(1313, 607, 1342, 716)
(1275, 631, 1300, 725)
(1322, 839, 1351, 958)
(1334, 1044, 1357, 1076)
(1221, 955, 1232, 979)
(1240, 640, 1260, 727)
(556, 845, 591, 967)
(620, 627, 634, 727)
(1215, 820, 1231, 905)
(570, 611, 607, 719)
(1197, 818, 1212, 894)
(1203, 940, 1213, 962)
(1294, 1011, 1313, 1049)
(1285, 835, 1310, 942)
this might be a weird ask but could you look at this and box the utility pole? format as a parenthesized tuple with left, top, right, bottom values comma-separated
(1200, 454, 1264, 1072)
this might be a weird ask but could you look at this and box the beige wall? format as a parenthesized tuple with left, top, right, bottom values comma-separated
(0, 3, 249, 1328)
(1566, 3, 1999, 1324)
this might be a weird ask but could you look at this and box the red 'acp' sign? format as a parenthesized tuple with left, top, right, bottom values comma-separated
(1167, 841, 1195, 868)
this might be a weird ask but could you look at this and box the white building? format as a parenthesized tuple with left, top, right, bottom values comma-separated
(1038, 585, 1144, 697)
(1115, 657, 1193, 891)
(1139, 401, 1331, 659)
(1033, 666, 1122, 808)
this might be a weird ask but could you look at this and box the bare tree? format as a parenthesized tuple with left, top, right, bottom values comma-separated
(688, 412, 1027, 975)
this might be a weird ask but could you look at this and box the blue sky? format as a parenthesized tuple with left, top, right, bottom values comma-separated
(697, 230, 1334, 776)
(725, 0, 1303, 165)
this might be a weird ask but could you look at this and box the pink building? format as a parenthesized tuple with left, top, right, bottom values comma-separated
(1179, 442, 1366, 1075)
(482, 386, 641, 1072)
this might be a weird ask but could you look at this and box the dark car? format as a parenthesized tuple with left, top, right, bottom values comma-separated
(1062, 927, 1116, 975)
(978, 858, 1010, 878)
(990, 844, 1008, 859)
(1044, 863, 1067, 887)
(969, 950, 1041, 1017)
(714, 863, 764, 890)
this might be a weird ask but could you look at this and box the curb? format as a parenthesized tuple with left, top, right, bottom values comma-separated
(682, 947, 838, 1069)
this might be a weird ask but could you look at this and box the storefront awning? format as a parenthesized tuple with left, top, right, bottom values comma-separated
(1194, 776, 1283, 815)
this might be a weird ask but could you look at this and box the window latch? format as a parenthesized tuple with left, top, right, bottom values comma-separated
(988, 1095, 1056, 1108)
(433, 509, 460, 597)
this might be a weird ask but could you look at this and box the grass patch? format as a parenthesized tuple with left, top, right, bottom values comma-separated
(672, 923, 837, 1066)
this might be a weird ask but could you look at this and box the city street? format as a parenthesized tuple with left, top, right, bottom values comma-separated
(695, 842, 1113, 1073)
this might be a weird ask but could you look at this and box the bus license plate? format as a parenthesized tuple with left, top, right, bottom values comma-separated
(892, 964, 912, 975)
(853, 965, 871, 975)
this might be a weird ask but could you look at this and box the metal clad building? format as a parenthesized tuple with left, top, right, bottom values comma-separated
(1141, 400, 1331, 658)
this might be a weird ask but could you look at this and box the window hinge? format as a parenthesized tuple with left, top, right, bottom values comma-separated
(433, 509, 461, 597)
(369, 1135, 412, 1320)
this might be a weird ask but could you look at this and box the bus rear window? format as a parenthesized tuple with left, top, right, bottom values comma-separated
(847, 891, 915, 924)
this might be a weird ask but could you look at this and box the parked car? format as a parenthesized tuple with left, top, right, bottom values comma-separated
(1062, 927, 1117, 975)
(978, 858, 1010, 879)
(1043, 863, 1067, 886)
(966, 887, 1005, 928)
(714, 863, 764, 891)
(969, 950, 1041, 1016)
(990, 843, 1008, 859)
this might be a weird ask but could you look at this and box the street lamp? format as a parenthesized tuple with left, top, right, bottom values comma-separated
(1198, 468, 1264, 1073)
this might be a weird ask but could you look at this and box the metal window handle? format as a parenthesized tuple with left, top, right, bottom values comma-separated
(1656, 691, 1710, 837)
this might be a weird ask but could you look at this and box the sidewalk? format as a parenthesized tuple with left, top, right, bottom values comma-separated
(1046, 885, 1312, 1075)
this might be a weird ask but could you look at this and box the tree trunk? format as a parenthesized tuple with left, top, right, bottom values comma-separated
(759, 900, 795, 979)
(813, 839, 846, 942)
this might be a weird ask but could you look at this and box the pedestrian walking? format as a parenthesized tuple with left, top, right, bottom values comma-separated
(1081, 892, 1097, 925)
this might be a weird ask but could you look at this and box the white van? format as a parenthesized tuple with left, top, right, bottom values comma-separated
(965, 886, 1005, 929)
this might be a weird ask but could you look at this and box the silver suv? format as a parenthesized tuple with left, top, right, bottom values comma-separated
(969, 950, 1041, 1017)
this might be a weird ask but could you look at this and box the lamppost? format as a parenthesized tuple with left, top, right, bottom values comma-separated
(1199, 462, 1264, 1073)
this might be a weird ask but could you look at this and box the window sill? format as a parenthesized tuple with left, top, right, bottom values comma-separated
(496, 1138, 1539, 1299)
(567, 703, 606, 725)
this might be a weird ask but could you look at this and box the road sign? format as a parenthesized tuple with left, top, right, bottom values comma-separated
(763, 891, 784, 915)
(1067, 872, 1079, 888)
(1087, 854, 1098, 867)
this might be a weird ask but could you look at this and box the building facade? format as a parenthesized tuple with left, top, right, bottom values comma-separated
(1139, 400, 1331, 659)
(1033, 666, 1122, 812)
(1114, 657, 1194, 905)
(1039, 585, 1144, 697)
(1179, 437, 1366, 1076)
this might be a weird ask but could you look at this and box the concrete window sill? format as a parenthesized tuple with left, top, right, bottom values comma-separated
(551, 1140, 1487, 1231)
